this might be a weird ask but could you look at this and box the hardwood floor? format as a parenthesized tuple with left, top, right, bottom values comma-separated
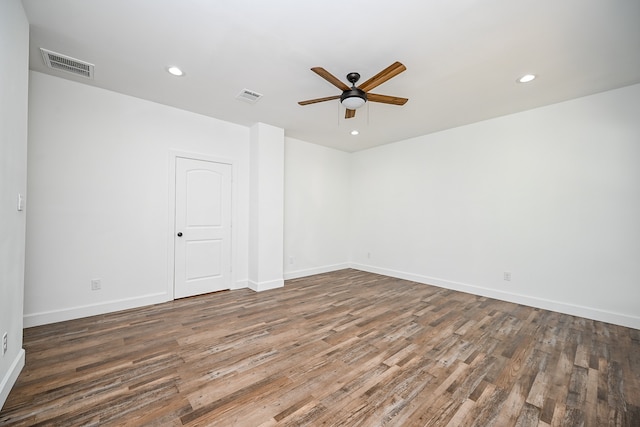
(1, 269, 639, 426)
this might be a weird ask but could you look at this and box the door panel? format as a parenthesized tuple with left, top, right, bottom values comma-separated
(186, 239, 222, 280)
(175, 157, 231, 298)
(186, 170, 222, 226)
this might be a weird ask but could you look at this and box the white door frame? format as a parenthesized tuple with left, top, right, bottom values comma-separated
(167, 150, 237, 300)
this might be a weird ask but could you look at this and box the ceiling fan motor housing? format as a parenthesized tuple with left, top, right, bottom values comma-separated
(340, 87, 367, 104)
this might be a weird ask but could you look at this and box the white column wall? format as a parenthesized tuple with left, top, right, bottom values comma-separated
(350, 83, 640, 329)
(0, 0, 28, 408)
(25, 72, 251, 327)
(248, 123, 284, 291)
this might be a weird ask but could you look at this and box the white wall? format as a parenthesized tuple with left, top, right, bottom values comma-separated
(25, 71, 251, 327)
(284, 137, 351, 279)
(0, 0, 28, 408)
(350, 83, 640, 329)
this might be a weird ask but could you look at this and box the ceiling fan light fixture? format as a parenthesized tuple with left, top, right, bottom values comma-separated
(340, 88, 367, 109)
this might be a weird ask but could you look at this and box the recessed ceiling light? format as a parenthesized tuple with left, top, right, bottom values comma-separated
(167, 66, 184, 77)
(351, 130, 359, 136)
(518, 74, 536, 83)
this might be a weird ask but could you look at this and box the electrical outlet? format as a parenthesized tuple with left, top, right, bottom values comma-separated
(289, 256, 295, 265)
(367, 252, 371, 259)
(91, 279, 101, 290)
(2, 332, 7, 356)
(503, 272, 512, 281)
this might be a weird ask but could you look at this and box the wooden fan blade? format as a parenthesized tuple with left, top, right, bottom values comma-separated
(345, 109, 356, 119)
(311, 67, 350, 91)
(358, 61, 406, 92)
(366, 93, 408, 105)
(298, 95, 341, 106)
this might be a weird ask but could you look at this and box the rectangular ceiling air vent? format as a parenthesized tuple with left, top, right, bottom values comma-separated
(40, 48, 94, 79)
(235, 88, 263, 104)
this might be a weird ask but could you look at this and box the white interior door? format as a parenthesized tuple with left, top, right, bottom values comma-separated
(174, 157, 232, 298)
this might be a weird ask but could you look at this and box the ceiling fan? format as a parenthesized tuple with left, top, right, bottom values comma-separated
(298, 61, 408, 119)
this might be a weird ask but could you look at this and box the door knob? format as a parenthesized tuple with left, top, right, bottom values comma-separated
(177, 232, 183, 237)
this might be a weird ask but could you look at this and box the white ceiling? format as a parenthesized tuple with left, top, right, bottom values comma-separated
(22, 0, 640, 152)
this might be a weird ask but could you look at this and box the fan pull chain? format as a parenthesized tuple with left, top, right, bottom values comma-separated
(367, 101, 370, 126)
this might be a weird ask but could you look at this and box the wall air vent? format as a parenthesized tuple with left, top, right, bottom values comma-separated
(40, 48, 94, 79)
(235, 88, 263, 104)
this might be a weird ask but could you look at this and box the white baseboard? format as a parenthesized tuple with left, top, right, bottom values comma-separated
(284, 263, 350, 280)
(23, 292, 169, 328)
(247, 278, 284, 292)
(351, 263, 640, 330)
(0, 348, 25, 410)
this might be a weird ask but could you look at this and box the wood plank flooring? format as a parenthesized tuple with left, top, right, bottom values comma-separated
(1, 269, 639, 426)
